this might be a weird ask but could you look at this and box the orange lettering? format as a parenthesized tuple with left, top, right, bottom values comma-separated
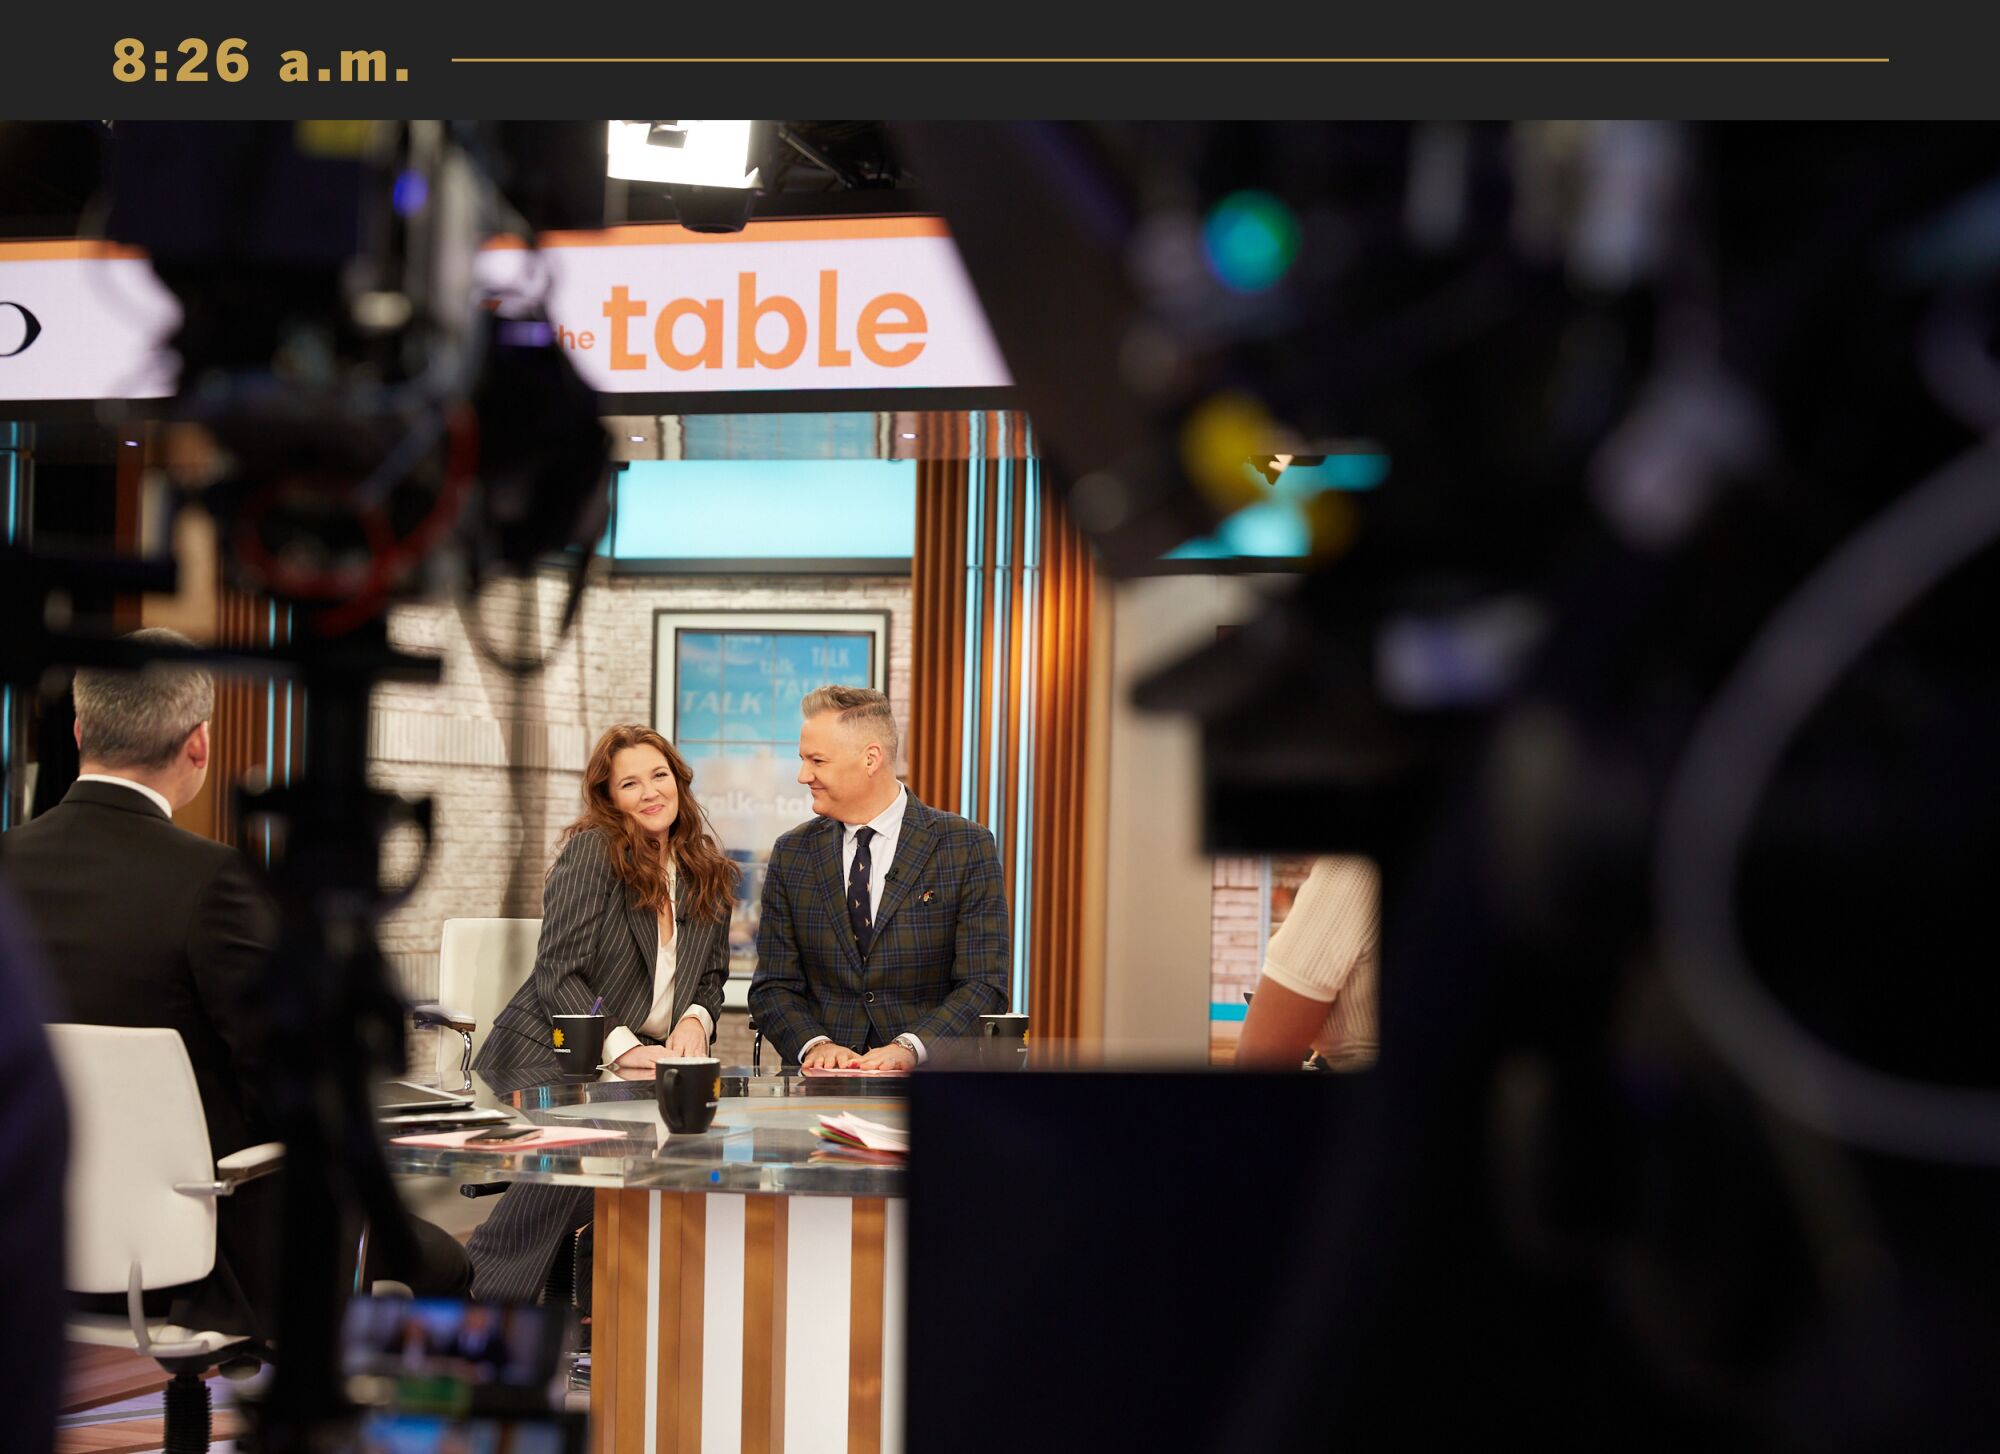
(817, 270, 851, 366)
(737, 273, 806, 369)
(655, 298, 724, 371)
(857, 293, 927, 367)
(602, 286, 647, 370)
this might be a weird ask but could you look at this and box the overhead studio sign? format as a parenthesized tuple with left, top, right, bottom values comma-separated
(0, 300, 43, 356)
(0, 216, 1013, 402)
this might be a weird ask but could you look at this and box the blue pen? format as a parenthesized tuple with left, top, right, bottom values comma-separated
(590, 996, 604, 1016)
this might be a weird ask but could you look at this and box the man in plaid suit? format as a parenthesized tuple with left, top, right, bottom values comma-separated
(749, 686, 1009, 1069)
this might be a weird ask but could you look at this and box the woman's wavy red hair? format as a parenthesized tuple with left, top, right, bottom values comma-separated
(559, 724, 737, 922)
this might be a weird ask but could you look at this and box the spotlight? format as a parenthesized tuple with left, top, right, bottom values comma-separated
(606, 120, 761, 189)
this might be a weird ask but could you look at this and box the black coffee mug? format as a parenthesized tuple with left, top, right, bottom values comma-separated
(550, 1014, 606, 1074)
(656, 1057, 721, 1133)
(977, 1012, 1030, 1068)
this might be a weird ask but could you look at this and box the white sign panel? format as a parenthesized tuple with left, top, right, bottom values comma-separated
(0, 218, 1012, 402)
(0, 243, 181, 401)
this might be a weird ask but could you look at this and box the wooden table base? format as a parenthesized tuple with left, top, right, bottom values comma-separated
(591, 1190, 904, 1454)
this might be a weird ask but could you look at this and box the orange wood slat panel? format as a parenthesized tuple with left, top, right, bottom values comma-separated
(663, 1193, 707, 1454)
(1030, 496, 1096, 1041)
(912, 414, 1097, 1043)
(910, 455, 969, 809)
(741, 1195, 790, 1454)
(613, 1190, 652, 1445)
(846, 1197, 888, 1454)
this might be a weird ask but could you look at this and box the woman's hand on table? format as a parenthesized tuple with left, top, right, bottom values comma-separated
(610, 1019, 709, 1072)
(663, 1017, 709, 1059)
(612, 1044, 673, 1071)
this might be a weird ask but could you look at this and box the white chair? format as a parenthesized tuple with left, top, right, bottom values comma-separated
(415, 918, 542, 1085)
(49, 1023, 285, 1452)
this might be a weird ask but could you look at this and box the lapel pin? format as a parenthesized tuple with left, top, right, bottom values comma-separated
(921, 890, 934, 904)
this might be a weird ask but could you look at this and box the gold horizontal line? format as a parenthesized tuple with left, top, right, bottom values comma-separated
(448, 55, 1892, 64)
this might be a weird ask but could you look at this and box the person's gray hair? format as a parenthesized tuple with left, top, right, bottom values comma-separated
(72, 628, 214, 770)
(800, 684, 899, 761)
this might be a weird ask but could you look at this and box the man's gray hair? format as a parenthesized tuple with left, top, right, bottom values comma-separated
(72, 627, 214, 770)
(800, 684, 899, 761)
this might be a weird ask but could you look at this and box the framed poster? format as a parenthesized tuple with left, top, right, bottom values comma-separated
(653, 610, 891, 975)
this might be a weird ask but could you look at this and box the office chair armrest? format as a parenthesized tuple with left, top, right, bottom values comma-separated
(176, 1141, 286, 1197)
(412, 1001, 477, 1033)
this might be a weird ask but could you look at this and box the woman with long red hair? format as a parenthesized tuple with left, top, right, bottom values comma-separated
(467, 724, 737, 1302)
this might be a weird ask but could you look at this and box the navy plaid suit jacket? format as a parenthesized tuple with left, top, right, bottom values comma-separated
(749, 790, 1009, 1063)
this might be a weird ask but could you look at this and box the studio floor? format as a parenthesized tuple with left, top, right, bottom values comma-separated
(56, 1344, 245, 1454)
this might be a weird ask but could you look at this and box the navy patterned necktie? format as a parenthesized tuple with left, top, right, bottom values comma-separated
(848, 826, 876, 957)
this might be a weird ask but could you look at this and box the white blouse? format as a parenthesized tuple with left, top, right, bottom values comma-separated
(635, 918, 682, 1037)
(599, 864, 712, 1065)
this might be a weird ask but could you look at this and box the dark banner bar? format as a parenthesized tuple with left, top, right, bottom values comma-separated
(0, 0, 1969, 118)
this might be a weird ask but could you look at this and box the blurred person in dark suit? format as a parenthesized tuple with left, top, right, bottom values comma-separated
(0, 882, 68, 1452)
(0, 628, 467, 1341)
(750, 687, 1010, 1070)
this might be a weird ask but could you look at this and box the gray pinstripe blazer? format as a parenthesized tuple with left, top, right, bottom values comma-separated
(466, 828, 727, 1304)
(473, 827, 728, 1077)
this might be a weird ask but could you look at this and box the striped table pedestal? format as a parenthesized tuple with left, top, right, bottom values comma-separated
(591, 1189, 907, 1454)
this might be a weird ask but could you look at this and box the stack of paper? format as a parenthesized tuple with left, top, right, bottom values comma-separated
(389, 1126, 625, 1150)
(812, 1112, 909, 1159)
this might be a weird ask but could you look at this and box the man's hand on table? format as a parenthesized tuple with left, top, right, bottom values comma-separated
(802, 1041, 862, 1069)
(856, 1043, 917, 1072)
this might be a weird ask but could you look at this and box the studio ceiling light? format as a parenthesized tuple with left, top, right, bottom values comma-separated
(606, 120, 760, 189)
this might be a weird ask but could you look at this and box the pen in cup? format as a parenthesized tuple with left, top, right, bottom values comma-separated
(590, 996, 604, 1015)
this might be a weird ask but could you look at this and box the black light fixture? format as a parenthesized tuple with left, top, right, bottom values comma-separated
(606, 121, 764, 234)
(664, 182, 757, 234)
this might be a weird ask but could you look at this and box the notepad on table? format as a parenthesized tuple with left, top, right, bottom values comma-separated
(812, 1112, 909, 1157)
(389, 1126, 626, 1149)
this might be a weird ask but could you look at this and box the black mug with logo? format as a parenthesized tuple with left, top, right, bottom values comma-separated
(977, 1012, 1030, 1068)
(656, 1057, 722, 1133)
(550, 1014, 606, 1076)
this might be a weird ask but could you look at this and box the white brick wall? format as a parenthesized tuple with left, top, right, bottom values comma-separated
(372, 569, 913, 1002)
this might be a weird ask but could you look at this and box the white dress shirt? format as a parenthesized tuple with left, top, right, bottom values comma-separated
(76, 773, 173, 820)
(801, 785, 928, 1064)
(842, 784, 908, 925)
(601, 862, 712, 1066)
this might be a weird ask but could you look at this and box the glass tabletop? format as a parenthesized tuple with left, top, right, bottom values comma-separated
(381, 1067, 908, 1197)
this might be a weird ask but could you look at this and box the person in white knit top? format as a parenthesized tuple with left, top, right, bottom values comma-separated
(1234, 856, 1379, 1070)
